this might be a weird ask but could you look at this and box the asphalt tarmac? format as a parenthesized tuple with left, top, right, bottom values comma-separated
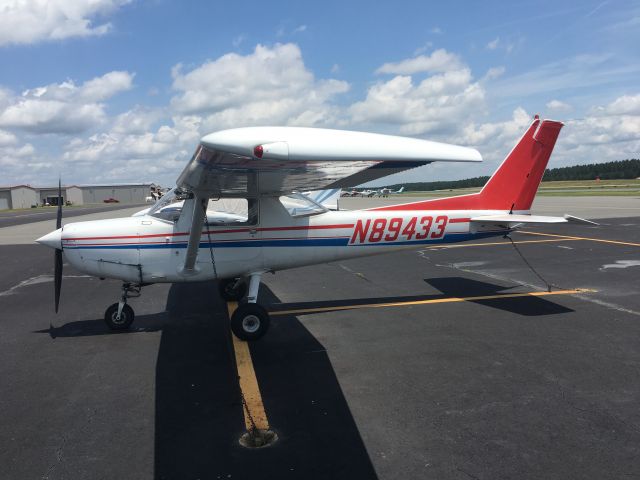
(0, 203, 147, 228)
(1, 205, 639, 479)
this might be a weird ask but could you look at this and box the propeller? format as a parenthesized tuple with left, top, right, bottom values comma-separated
(54, 178, 63, 313)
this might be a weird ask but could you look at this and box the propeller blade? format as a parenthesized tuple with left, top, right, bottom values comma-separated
(56, 178, 62, 230)
(54, 248, 62, 313)
(54, 178, 63, 313)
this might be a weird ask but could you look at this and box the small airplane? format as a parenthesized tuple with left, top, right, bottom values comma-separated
(37, 116, 593, 341)
(340, 189, 360, 197)
(358, 189, 379, 197)
(378, 186, 405, 197)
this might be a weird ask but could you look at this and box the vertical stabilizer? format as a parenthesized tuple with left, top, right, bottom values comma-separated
(478, 117, 563, 211)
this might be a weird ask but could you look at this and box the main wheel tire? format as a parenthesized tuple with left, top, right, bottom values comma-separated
(104, 303, 134, 330)
(230, 304, 270, 341)
(219, 278, 247, 301)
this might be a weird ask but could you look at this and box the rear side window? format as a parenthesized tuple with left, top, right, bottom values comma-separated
(279, 193, 327, 217)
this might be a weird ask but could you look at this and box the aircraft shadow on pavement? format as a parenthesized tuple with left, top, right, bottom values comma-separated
(155, 281, 378, 480)
(425, 276, 574, 316)
(33, 312, 167, 338)
(268, 276, 573, 318)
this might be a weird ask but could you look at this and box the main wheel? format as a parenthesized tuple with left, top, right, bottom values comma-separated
(104, 303, 134, 331)
(219, 278, 247, 301)
(230, 304, 270, 341)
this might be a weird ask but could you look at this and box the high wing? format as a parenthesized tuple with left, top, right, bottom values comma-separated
(176, 127, 482, 197)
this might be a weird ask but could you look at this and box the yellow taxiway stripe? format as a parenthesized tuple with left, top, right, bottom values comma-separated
(227, 302, 270, 431)
(270, 289, 595, 317)
(519, 231, 640, 247)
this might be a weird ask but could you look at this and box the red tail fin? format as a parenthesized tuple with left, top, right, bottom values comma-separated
(372, 117, 564, 212)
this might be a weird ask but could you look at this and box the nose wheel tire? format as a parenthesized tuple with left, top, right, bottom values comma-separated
(230, 304, 270, 341)
(219, 278, 247, 301)
(104, 303, 135, 330)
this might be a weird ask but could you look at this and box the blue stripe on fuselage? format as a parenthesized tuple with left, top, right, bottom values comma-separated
(63, 231, 507, 250)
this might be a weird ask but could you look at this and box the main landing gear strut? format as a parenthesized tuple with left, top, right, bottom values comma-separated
(219, 272, 270, 342)
(104, 283, 141, 330)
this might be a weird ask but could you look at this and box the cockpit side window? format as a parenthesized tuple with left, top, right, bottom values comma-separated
(205, 198, 258, 226)
(148, 190, 258, 225)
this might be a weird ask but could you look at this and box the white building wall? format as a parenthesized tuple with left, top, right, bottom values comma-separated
(80, 185, 150, 204)
(0, 190, 10, 210)
(10, 187, 38, 209)
(66, 187, 84, 205)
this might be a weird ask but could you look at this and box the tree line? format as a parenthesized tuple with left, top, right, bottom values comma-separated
(382, 159, 640, 192)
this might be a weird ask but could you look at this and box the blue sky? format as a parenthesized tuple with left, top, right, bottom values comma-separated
(1, 0, 638, 187)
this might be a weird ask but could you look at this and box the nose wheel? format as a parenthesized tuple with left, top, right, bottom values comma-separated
(105, 303, 135, 330)
(104, 283, 141, 331)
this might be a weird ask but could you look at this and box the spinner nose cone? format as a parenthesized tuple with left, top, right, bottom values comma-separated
(36, 228, 63, 250)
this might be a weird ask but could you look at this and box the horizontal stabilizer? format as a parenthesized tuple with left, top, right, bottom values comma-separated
(564, 214, 598, 225)
(470, 214, 568, 225)
(470, 213, 598, 233)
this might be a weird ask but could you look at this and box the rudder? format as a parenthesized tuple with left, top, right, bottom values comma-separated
(479, 117, 563, 211)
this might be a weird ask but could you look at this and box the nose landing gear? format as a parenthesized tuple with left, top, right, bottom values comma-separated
(104, 283, 141, 330)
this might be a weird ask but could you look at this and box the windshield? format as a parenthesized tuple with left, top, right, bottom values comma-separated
(279, 193, 328, 217)
(147, 187, 189, 219)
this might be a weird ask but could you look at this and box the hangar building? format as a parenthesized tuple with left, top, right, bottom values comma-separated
(66, 183, 155, 205)
(0, 183, 158, 209)
(0, 186, 39, 210)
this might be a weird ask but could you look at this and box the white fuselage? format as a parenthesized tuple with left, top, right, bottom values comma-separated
(60, 197, 511, 284)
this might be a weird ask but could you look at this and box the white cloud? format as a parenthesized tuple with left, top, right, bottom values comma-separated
(375, 49, 463, 75)
(430, 27, 443, 34)
(2, 41, 638, 187)
(78, 71, 134, 102)
(0, 129, 17, 146)
(170, 43, 349, 130)
(351, 50, 485, 136)
(489, 53, 640, 100)
(0, 71, 134, 134)
(232, 34, 245, 48)
(0, 0, 131, 47)
(0, 100, 106, 134)
(459, 107, 532, 146)
(483, 66, 505, 81)
(112, 107, 162, 134)
(590, 93, 640, 116)
(0, 142, 37, 170)
(546, 99, 572, 113)
(486, 37, 500, 50)
(413, 42, 433, 55)
(293, 24, 307, 33)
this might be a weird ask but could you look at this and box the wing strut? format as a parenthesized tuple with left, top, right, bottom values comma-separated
(180, 195, 208, 274)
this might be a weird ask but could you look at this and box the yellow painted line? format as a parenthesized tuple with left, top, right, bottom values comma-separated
(270, 289, 595, 317)
(519, 230, 640, 247)
(422, 238, 584, 249)
(227, 301, 270, 431)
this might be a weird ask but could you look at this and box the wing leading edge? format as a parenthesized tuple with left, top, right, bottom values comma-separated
(176, 127, 482, 197)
